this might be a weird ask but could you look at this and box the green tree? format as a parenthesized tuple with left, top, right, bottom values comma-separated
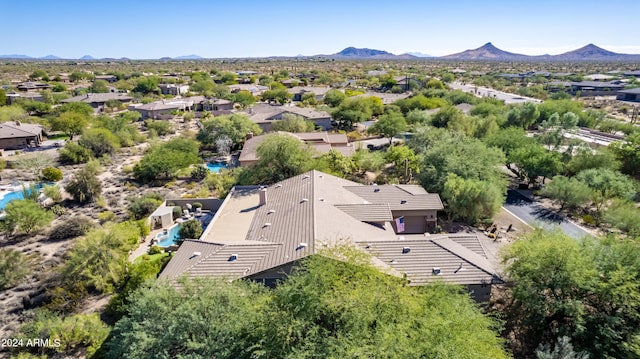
(56, 101, 94, 117)
(261, 89, 292, 104)
(233, 90, 255, 108)
(510, 144, 563, 185)
(145, 120, 174, 136)
(50, 111, 89, 140)
(4, 200, 54, 235)
(442, 173, 503, 223)
(58, 142, 93, 164)
(197, 114, 262, 147)
(65, 166, 102, 203)
(332, 96, 384, 130)
(540, 175, 593, 211)
(575, 168, 636, 213)
(128, 193, 164, 220)
(506, 102, 540, 129)
(0, 88, 6, 106)
(502, 229, 640, 358)
(107, 249, 507, 358)
(79, 128, 121, 157)
(178, 219, 203, 242)
(90, 79, 110, 93)
(610, 132, 640, 178)
(312, 149, 356, 178)
(271, 113, 315, 132)
(60, 222, 141, 293)
(418, 134, 506, 194)
(133, 76, 159, 94)
(133, 138, 200, 183)
(385, 144, 419, 181)
(251, 133, 314, 183)
(323, 89, 347, 107)
(0, 249, 30, 290)
(565, 147, 620, 176)
(368, 111, 407, 144)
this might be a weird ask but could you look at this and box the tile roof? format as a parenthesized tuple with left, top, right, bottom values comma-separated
(357, 234, 498, 286)
(618, 87, 640, 94)
(61, 93, 132, 104)
(0, 122, 42, 139)
(239, 132, 354, 164)
(160, 170, 495, 288)
(343, 185, 444, 211)
(245, 103, 331, 123)
(334, 203, 393, 222)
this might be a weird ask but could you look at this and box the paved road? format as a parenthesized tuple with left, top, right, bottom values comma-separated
(450, 82, 542, 104)
(504, 190, 592, 239)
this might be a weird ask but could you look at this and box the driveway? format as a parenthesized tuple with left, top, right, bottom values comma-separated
(504, 190, 592, 239)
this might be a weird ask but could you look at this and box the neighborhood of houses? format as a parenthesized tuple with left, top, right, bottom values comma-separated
(1, 66, 639, 305)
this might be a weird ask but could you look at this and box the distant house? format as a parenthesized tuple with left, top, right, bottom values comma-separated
(288, 86, 330, 102)
(228, 84, 268, 96)
(61, 93, 133, 112)
(16, 82, 50, 91)
(623, 70, 640, 78)
(239, 131, 354, 166)
(159, 170, 499, 302)
(94, 75, 118, 83)
(0, 121, 43, 150)
(616, 88, 640, 102)
(5, 92, 44, 105)
(569, 81, 625, 96)
(245, 103, 332, 131)
(131, 97, 203, 119)
(159, 84, 190, 96)
(352, 91, 411, 105)
(198, 98, 234, 112)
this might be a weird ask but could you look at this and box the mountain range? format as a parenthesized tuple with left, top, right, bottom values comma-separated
(0, 43, 639, 61)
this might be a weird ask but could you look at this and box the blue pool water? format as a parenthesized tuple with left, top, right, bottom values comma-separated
(156, 212, 215, 247)
(206, 162, 228, 173)
(0, 183, 45, 210)
(157, 224, 181, 247)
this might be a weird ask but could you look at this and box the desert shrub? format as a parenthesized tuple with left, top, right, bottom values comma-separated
(191, 165, 208, 181)
(49, 216, 95, 241)
(98, 211, 116, 223)
(128, 193, 164, 220)
(192, 202, 203, 209)
(17, 311, 110, 358)
(582, 214, 596, 226)
(58, 142, 92, 164)
(0, 249, 30, 290)
(42, 167, 63, 182)
(148, 245, 163, 255)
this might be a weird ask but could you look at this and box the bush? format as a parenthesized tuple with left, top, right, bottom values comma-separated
(582, 214, 596, 226)
(191, 165, 208, 181)
(172, 206, 183, 220)
(65, 166, 102, 203)
(192, 202, 202, 209)
(98, 211, 116, 223)
(42, 167, 63, 182)
(43, 184, 62, 203)
(17, 311, 110, 358)
(145, 120, 174, 136)
(148, 245, 163, 255)
(50, 204, 67, 216)
(128, 193, 164, 220)
(0, 249, 30, 290)
(58, 142, 92, 164)
(178, 219, 202, 242)
(49, 216, 95, 241)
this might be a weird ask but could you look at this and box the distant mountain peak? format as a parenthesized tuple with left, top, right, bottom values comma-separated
(329, 47, 415, 59)
(40, 54, 61, 60)
(173, 54, 203, 60)
(441, 42, 528, 60)
(80, 55, 94, 60)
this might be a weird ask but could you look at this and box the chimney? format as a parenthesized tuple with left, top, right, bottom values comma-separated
(246, 132, 254, 140)
(259, 188, 267, 206)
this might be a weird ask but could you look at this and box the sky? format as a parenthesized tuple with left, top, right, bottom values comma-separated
(2, 0, 640, 59)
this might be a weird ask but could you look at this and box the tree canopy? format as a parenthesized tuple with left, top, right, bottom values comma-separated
(108, 247, 508, 358)
(197, 114, 262, 147)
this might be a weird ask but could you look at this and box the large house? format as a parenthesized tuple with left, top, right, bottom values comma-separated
(159, 84, 190, 96)
(287, 86, 331, 102)
(159, 170, 500, 302)
(616, 88, 640, 103)
(0, 121, 43, 150)
(61, 93, 133, 112)
(245, 103, 333, 131)
(239, 131, 355, 166)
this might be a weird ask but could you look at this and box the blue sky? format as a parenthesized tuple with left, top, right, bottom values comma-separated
(3, 0, 639, 59)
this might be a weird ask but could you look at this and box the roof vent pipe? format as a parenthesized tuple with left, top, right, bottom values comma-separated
(259, 188, 267, 206)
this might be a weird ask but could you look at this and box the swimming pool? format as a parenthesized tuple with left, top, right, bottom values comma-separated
(156, 224, 181, 247)
(206, 162, 228, 173)
(0, 183, 45, 210)
(156, 212, 215, 247)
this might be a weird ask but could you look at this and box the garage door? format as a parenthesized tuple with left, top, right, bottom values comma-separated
(403, 216, 426, 234)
